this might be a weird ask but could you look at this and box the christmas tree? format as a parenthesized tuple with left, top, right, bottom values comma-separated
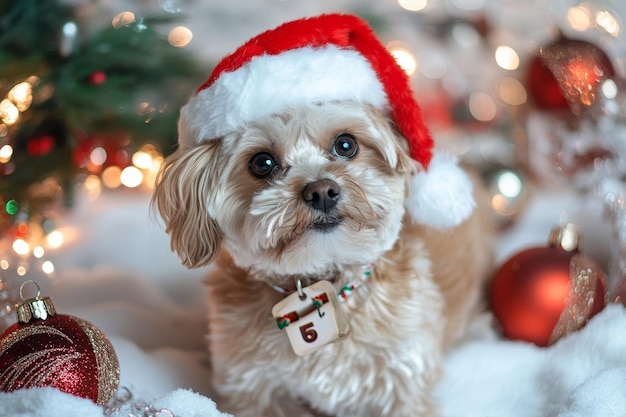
(0, 0, 204, 239)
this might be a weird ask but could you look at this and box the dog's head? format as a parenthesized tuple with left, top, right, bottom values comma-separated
(153, 14, 477, 279)
(152, 101, 415, 277)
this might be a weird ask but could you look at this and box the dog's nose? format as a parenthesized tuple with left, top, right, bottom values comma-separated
(302, 179, 340, 212)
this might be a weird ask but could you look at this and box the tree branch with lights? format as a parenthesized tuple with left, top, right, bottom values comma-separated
(0, 1, 204, 252)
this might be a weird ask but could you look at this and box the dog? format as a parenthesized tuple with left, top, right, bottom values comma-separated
(152, 99, 493, 416)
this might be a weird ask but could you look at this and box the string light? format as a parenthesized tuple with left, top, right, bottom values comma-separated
(0, 144, 13, 163)
(398, 0, 428, 12)
(33, 246, 45, 258)
(5, 200, 18, 216)
(16, 265, 27, 276)
(595, 10, 620, 36)
(469, 92, 497, 122)
(497, 77, 527, 106)
(388, 45, 418, 77)
(568, 6, 592, 31)
(46, 230, 64, 249)
(7, 82, 33, 112)
(12, 239, 30, 256)
(102, 166, 123, 188)
(112, 11, 136, 29)
(567, 5, 620, 36)
(42, 260, 55, 275)
(601, 79, 618, 99)
(0, 99, 19, 125)
(131, 150, 153, 169)
(494, 46, 520, 71)
(120, 166, 143, 188)
(168, 26, 193, 47)
(84, 175, 102, 200)
(90, 147, 108, 166)
(0, 79, 35, 126)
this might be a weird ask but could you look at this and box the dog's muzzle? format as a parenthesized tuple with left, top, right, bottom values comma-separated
(302, 179, 343, 232)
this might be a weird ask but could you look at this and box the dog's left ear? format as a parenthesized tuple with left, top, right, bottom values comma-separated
(152, 142, 224, 268)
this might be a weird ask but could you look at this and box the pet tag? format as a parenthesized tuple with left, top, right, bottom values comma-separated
(272, 280, 350, 356)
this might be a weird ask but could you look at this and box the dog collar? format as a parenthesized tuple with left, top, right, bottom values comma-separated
(267, 263, 375, 302)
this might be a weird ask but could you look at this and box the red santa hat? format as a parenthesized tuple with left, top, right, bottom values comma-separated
(179, 13, 475, 229)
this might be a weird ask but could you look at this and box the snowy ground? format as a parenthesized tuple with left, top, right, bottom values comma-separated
(3, 185, 626, 417)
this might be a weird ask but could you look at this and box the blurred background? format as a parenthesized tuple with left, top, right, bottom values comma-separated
(1, 0, 626, 338)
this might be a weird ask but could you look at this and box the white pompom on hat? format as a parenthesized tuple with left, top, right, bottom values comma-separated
(178, 13, 475, 229)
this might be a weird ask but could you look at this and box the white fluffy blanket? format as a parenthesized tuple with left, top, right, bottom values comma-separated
(1, 189, 625, 417)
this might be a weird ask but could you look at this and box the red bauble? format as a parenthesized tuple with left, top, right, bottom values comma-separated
(88, 71, 107, 85)
(26, 135, 56, 156)
(526, 37, 615, 113)
(0, 284, 119, 405)
(490, 225, 607, 347)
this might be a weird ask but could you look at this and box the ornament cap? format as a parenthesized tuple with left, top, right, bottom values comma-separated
(15, 281, 57, 323)
(549, 223, 580, 252)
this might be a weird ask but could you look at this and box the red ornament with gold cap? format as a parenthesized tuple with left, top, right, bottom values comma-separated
(490, 224, 608, 347)
(0, 281, 119, 405)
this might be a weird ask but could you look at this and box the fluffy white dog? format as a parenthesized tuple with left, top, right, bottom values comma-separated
(153, 14, 493, 417)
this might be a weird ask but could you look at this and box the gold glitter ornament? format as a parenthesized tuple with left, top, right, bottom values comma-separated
(0, 281, 120, 405)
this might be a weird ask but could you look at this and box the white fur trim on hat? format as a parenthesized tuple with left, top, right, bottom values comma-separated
(178, 45, 389, 148)
(405, 153, 475, 229)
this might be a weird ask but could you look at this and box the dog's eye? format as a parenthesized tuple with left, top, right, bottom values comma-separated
(332, 133, 358, 159)
(249, 152, 278, 178)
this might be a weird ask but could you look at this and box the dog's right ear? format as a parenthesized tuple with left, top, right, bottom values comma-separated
(151, 142, 223, 268)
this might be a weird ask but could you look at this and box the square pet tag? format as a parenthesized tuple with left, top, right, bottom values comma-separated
(272, 280, 350, 356)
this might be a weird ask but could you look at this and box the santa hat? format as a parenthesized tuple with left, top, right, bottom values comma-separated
(179, 13, 475, 229)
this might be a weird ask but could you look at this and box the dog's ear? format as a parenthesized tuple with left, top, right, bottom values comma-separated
(152, 142, 223, 268)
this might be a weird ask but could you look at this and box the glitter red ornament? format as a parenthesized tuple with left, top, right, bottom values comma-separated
(0, 281, 119, 405)
(526, 37, 615, 114)
(490, 224, 608, 347)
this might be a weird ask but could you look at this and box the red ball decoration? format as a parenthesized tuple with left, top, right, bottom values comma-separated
(88, 70, 107, 85)
(526, 37, 615, 113)
(0, 282, 119, 405)
(26, 135, 56, 156)
(490, 225, 607, 347)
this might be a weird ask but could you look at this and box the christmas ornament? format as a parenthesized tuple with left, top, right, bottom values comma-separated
(526, 37, 615, 114)
(0, 281, 119, 405)
(490, 224, 607, 347)
(26, 134, 56, 156)
(88, 71, 108, 85)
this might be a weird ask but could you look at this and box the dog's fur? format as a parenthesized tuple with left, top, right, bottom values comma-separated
(153, 101, 493, 416)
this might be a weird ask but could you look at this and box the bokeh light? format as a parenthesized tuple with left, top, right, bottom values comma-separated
(0, 144, 13, 163)
(46, 230, 64, 248)
(495, 46, 520, 71)
(112, 11, 136, 29)
(398, 0, 428, 12)
(120, 166, 143, 188)
(102, 166, 123, 189)
(497, 77, 527, 106)
(568, 6, 592, 31)
(469, 92, 497, 122)
(389, 46, 418, 77)
(168, 26, 193, 47)
(596, 10, 620, 36)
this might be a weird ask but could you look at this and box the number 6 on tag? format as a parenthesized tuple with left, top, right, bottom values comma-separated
(272, 281, 350, 356)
